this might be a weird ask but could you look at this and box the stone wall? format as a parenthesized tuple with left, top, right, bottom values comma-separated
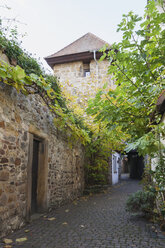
(53, 59, 115, 99)
(0, 83, 85, 237)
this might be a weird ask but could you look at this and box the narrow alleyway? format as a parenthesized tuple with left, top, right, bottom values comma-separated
(1, 179, 165, 248)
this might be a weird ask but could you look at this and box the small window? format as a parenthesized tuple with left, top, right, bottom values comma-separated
(83, 63, 90, 77)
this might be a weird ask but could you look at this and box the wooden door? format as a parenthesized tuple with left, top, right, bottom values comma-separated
(26, 133, 48, 220)
(31, 138, 40, 214)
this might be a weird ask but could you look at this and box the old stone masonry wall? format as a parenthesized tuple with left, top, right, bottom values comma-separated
(54, 60, 115, 100)
(0, 83, 85, 237)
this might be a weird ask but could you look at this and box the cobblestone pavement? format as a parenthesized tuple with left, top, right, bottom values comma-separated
(1, 179, 165, 248)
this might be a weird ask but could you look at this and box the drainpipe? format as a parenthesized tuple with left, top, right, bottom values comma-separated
(93, 50, 99, 84)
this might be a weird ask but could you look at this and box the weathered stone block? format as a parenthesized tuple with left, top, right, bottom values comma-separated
(0, 149, 5, 155)
(3, 144, 7, 150)
(0, 194, 7, 206)
(15, 158, 21, 166)
(0, 189, 3, 196)
(4, 185, 14, 194)
(0, 157, 8, 164)
(8, 136, 16, 143)
(0, 121, 5, 129)
(21, 142, 26, 150)
(8, 194, 16, 203)
(0, 206, 5, 214)
(23, 132, 27, 141)
(0, 170, 9, 181)
(17, 185, 25, 194)
(15, 112, 21, 123)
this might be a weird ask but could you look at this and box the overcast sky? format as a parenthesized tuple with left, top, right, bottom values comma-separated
(0, 0, 146, 71)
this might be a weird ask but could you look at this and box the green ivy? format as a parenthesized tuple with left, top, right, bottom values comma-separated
(0, 20, 92, 134)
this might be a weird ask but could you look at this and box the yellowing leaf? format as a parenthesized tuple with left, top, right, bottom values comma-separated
(16, 237, 27, 242)
(3, 239, 13, 244)
(47, 217, 56, 221)
(14, 66, 26, 80)
(62, 222, 68, 225)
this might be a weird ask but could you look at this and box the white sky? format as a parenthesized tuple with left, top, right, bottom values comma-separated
(0, 0, 146, 72)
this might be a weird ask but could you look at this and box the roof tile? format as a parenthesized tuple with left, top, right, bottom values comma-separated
(45, 32, 110, 59)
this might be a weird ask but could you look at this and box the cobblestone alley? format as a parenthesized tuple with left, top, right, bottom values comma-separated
(1, 179, 165, 248)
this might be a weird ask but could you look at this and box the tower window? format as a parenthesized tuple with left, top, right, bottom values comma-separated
(83, 63, 90, 77)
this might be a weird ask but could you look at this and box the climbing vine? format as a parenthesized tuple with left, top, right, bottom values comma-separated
(0, 59, 91, 144)
(0, 15, 122, 185)
(0, 16, 91, 145)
